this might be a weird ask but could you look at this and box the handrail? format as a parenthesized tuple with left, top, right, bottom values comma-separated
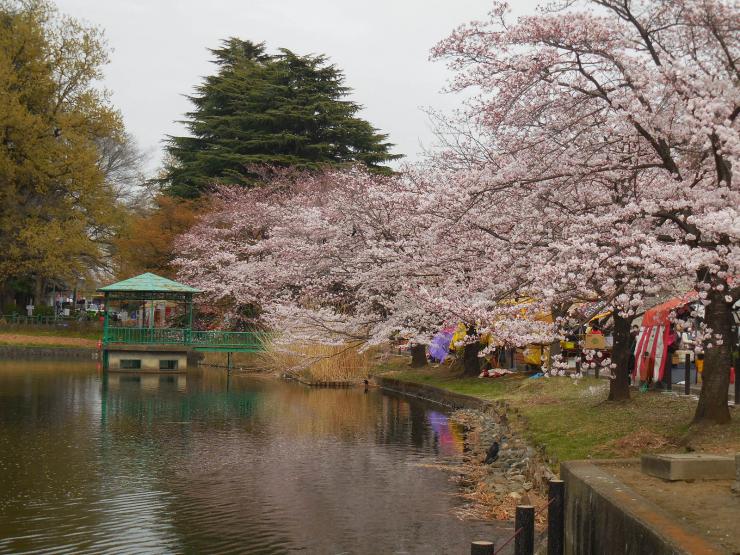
(103, 327, 267, 349)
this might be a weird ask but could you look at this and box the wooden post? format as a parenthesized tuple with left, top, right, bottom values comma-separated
(684, 353, 691, 396)
(471, 540, 494, 555)
(548, 480, 564, 555)
(665, 360, 672, 391)
(515, 505, 535, 555)
(227, 351, 232, 371)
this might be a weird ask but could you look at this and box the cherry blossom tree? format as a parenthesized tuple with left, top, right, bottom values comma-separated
(175, 168, 453, 359)
(431, 0, 739, 422)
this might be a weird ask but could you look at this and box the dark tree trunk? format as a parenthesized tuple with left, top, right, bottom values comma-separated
(0, 281, 12, 309)
(546, 304, 568, 372)
(608, 312, 633, 401)
(694, 288, 733, 424)
(463, 340, 481, 376)
(410, 343, 427, 367)
(547, 339, 561, 373)
(34, 275, 45, 307)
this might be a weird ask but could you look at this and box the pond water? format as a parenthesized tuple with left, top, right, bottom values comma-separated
(0, 360, 506, 554)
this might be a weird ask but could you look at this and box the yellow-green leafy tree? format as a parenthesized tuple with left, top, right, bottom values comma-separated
(0, 0, 126, 306)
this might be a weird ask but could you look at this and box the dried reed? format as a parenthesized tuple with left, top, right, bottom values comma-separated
(260, 341, 372, 383)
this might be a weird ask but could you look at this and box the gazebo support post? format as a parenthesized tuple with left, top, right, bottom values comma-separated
(102, 292, 110, 370)
(187, 295, 194, 345)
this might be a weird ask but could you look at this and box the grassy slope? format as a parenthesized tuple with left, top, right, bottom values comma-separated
(0, 326, 100, 348)
(375, 358, 740, 464)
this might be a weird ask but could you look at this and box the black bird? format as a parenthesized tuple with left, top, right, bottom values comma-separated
(484, 441, 500, 464)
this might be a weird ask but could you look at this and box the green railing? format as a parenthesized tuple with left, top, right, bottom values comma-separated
(105, 327, 188, 344)
(104, 327, 267, 351)
(189, 330, 265, 349)
(2, 314, 71, 325)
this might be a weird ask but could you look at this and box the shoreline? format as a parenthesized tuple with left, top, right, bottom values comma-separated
(0, 345, 97, 359)
(374, 375, 554, 523)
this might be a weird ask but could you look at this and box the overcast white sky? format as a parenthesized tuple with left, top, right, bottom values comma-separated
(54, 0, 540, 174)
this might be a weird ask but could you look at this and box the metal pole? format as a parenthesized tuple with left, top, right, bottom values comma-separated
(471, 540, 494, 555)
(515, 505, 535, 555)
(103, 293, 109, 344)
(684, 353, 691, 396)
(548, 480, 565, 555)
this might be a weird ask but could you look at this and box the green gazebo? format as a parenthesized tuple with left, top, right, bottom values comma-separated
(98, 272, 264, 372)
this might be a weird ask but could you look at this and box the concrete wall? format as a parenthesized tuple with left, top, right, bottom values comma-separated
(561, 461, 724, 555)
(374, 376, 494, 411)
(107, 349, 187, 372)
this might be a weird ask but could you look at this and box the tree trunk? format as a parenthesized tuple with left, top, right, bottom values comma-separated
(463, 340, 481, 376)
(0, 281, 12, 309)
(410, 343, 427, 367)
(694, 289, 733, 424)
(546, 339, 561, 373)
(34, 275, 45, 307)
(546, 303, 568, 372)
(608, 312, 633, 401)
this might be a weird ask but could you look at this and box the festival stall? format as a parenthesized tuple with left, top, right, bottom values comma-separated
(633, 292, 699, 384)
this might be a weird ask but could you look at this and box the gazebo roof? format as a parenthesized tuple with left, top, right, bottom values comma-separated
(97, 272, 201, 294)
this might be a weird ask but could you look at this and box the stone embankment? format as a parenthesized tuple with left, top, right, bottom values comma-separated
(375, 376, 555, 521)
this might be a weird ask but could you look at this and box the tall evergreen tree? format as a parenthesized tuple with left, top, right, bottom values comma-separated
(164, 39, 401, 198)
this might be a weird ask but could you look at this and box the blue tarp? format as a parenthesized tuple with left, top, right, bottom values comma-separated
(429, 329, 454, 363)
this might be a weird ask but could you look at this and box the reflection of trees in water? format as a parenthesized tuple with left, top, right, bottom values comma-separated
(0, 363, 472, 553)
(102, 372, 262, 426)
(157, 384, 469, 554)
(0, 361, 108, 551)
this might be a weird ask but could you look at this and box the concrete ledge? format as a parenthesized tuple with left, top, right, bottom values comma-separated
(373, 376, 493, 411)
(641, 454, 735, 481)
(561, 460, 725, 555)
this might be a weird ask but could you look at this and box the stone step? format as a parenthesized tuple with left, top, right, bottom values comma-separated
(641, 453, 736, 481)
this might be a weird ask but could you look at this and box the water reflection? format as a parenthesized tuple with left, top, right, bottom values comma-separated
(0, 360, 501, 554)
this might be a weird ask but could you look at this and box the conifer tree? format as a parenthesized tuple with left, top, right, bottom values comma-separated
(164, 38, 401, 198)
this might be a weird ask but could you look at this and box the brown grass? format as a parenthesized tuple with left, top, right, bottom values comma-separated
(0, 333, 97, 348)
(595, 429, 674, 457)
(261, 342, 372, 383)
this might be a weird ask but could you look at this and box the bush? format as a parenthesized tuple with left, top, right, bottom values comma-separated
(34, 305, 55, 317)
(2, 302, 19, 314)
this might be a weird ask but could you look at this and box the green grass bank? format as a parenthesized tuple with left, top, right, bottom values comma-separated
(373, 358, 740, 465)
